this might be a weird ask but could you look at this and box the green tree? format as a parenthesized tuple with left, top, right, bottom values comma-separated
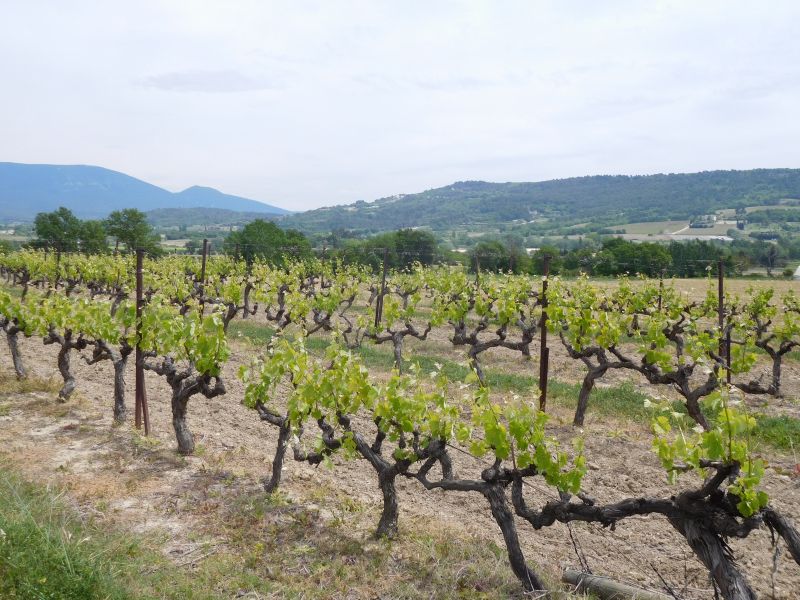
(226, 220, 311, 265)
(562, 246, 597, 274)
(105, 209, 161, 254)
(596, 238, 671, 277)
(758, 243, 786, 276)
(33, 207, 82, 251)
(283, 228, 313, 261)
(184, 239, 200, 255)
(78, 220, 109, 254)
(395, 229, 437, 267)
(336, 235, 391, 271)
(332, 229, 442, 271)
(529, 245, 562, 275)
(470, 240, 510, 273)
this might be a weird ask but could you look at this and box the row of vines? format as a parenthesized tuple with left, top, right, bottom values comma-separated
(1, 249, 799, 599)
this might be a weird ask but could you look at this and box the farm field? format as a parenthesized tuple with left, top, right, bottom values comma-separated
(0, 253, 799, 600)
(719, 203, 800, 218)
(621, 220, 688, 235)
(1, 316, 799, 599)
(6, 6, 800, 599)
(600, 276, 799, 302)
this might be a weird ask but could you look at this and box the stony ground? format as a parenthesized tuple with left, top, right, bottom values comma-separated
(1, 318, 799, 599)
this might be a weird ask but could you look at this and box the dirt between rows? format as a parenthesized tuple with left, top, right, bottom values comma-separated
(1, 332, 799, 599)
(399, 316, 800, 421)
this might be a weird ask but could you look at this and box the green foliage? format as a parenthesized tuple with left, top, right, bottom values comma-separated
(105, 208, 161, 254)
(469, 240, 512, 273)
(746, 208, 800, 224)
(283, 170, 800, 234)
(78, 220, 109, 254)
(528, 245, 561, 275)
(225, 219, 311, 265)
(140, 300, 229, 376)
(32, 207, 83, 252)
(395, 229, 438, 267)
(466, 384, 586, 493)
(335, 228, 439, 271)
(242, 335, 585, 496)
(651, 388, 768, 517)
(597, 238, 671, 277)
(2, 248, 794, 526)
(0, 465, 134, 600)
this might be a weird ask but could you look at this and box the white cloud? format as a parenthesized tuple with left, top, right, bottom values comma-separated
(0, 0, 798, 211)
(139, 69, 279, 93)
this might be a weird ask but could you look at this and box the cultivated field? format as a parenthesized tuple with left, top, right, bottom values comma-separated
(1, 273, 799, 599)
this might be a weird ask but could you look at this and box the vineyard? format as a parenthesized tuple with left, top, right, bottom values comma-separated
(1, 249, 799, 600)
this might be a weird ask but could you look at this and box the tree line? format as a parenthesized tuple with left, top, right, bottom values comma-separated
(470, 236, 795, 277)
(13, 208, 795, 279)
(25, 207, 162, 254)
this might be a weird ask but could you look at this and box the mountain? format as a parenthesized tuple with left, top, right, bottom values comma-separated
(0, 162, 290, 221)
(145, 207, 279, 228)
(173, 186, 288, 214)
(283, 169, 800, 234)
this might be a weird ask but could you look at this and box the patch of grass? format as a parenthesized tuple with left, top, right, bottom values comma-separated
(0, 463, 283, 599)
(753, 415, 800, 451)
(545, 379, 660, 423)
(0, 284, 24, 298)
(0, 455, 569, 600)
(228, 319, 276, 345)
(483, 371, 536, 393)
(0, 371, 60, 396)
(404, 353, 536, 393)
(0, 463, 141, 600)
(131, 431, 162, 452)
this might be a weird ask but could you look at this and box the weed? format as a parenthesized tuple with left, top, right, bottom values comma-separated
(753, 415, 800, 450)
(0, 371, 59, 395)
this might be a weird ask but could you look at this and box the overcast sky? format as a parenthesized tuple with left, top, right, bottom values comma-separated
(1, 1, 799, 211)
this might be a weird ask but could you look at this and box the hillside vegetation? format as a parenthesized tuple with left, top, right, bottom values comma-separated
(283, 169, 800, 234)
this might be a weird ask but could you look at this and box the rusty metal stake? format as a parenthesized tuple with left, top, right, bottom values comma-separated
(374, 248, 389, 328)
(717, 259, 727, 380)
(538, 255, 551, 412)
(199, 238, 209, 313)
(135, 248, 150, 435)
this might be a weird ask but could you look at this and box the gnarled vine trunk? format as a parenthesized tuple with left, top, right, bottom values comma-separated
(574, 366, 604, 426)
(143, 356, 226, 455)
(6, 329, 26, 380)
(171, 394, 194, 454)
(112, 355, 128, 423)
(56, 344, 76, 402)
(484, 483, 544, 592)
(43, 329, 85, 403)
(376, 470, 400, 538)
(668, 517, 755, 600)
(264, 420, 290, 493)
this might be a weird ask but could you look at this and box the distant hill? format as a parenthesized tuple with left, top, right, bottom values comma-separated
(146, 207, 279, 228)
(0, 162, 290, 221)
(283, 169, 800, 234)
